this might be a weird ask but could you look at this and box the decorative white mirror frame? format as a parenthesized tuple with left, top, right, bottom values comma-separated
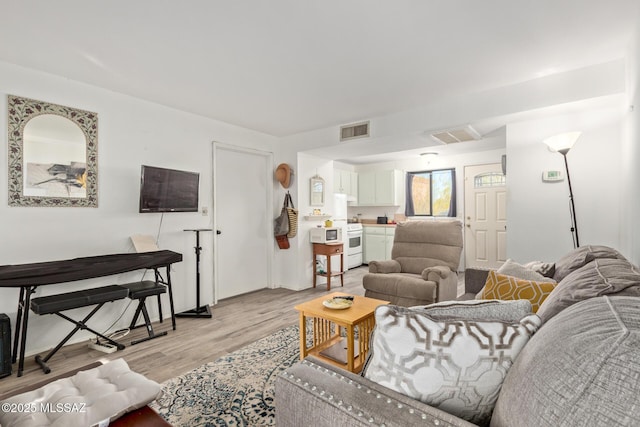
(310, 174, 325, 206)
(7, 95, 98, 207)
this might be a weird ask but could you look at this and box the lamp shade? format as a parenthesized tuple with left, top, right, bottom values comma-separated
(543, 131, 581, 154)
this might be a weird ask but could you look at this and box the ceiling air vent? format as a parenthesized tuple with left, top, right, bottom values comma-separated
(340, 121, 370, 141)
(430, 125, 481, 144)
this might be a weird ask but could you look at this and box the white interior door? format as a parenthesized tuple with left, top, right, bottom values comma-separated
(464, 163, 507, 269)
(213, 143, 272, 301)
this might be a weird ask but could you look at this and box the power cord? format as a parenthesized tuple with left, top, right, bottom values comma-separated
(107, 329, 130, 341)
(93, 300, 133, 345)
(155, 212, 164, 247)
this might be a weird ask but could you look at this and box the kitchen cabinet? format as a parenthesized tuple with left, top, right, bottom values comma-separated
(385, 227, 395, 260)
(363, 226, 396, 264)
(333, 169, 358, 201)
(357, 170, 403, 206)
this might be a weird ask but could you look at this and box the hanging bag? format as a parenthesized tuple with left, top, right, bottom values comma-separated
(285, 191, 298, 238)
(274, 194, 290, 249)
(275, 234, 290, 249)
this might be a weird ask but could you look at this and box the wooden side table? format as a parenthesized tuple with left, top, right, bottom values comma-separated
(312, 242, 344, 290)
(295, 292, 389, 373)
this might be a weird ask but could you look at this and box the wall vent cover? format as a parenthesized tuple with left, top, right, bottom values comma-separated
(430, 125, 481, 144)
(340, 121, 370, 141)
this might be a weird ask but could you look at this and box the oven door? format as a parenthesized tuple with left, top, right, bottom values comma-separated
(348, 233, 362, 253)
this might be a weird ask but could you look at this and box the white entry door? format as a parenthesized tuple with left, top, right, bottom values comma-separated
(464, 163, 507, 269)
(213, 143, 272, 301)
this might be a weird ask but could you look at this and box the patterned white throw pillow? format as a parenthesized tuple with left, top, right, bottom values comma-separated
(362, 304, 541, 426)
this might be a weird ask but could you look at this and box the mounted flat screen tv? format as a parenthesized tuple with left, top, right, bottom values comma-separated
(139, 165, 200, 213)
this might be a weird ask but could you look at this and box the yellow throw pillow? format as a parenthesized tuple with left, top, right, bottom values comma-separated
(480, 270, 557, 313)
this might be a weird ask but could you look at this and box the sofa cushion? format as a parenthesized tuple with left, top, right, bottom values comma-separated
(552, 245, 626, 282)
(0, 358, 161, 427)
(491, 296, 640, 426)
(395, 256, 446, 275)
(362, 304, 540, 426)
(477, 271, 557, 313)
(411, 299, 533, 322)
(363, 272, 437, 306)
(391, 220, 463, 273)
(537, 258, 640, 323)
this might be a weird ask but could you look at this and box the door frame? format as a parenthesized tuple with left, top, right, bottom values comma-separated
(463, 162, 507, 269)
(212, 141, 274, 304)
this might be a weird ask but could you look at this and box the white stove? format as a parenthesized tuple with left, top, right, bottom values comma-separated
(346, 223, 363, 269)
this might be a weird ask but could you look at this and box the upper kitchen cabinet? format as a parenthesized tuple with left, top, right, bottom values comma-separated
(333, 169, 358, 202)
(358, 170, 403, 206)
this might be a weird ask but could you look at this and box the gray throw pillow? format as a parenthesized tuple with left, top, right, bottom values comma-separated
(537, 258, 640, 323)
(362, 304, 541, 426)
(552, 245, 626, 282)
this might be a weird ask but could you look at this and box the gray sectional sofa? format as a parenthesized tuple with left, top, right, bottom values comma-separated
(276, 245, 640, 426)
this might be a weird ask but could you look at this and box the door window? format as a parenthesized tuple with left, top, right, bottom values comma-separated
(474, 172, 506, 188)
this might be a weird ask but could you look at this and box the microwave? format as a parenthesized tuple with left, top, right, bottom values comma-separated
(309, 227, 342, 244)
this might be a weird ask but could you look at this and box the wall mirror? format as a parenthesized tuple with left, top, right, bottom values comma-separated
(8, 95, 98, 207)
(310, 175, 325, 206)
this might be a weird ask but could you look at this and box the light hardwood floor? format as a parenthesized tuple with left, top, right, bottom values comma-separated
(0, 267, 369, 399)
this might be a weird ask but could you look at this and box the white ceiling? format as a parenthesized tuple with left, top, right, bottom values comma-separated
(1, 0, 638, 141)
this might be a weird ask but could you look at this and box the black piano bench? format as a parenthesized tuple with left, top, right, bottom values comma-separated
(30, 285, 129, 374)
(121, 281, 168, 345)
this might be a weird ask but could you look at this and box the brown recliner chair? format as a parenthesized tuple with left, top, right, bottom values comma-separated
(363, 220, 463, 306)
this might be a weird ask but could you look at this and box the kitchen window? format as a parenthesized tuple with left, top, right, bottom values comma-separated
(405, 168, 456, 217)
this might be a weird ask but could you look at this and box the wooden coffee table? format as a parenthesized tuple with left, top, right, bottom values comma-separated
(294, 292, 389, 373)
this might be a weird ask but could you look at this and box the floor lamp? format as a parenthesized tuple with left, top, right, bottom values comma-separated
(543, 131, 582, 248)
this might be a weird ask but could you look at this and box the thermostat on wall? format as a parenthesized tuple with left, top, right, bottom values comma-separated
(542, 170, 564, 182)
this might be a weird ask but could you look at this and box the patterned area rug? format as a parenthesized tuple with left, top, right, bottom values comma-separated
(150, 325, 301, 426)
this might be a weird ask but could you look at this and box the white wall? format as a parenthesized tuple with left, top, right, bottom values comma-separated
(0, 61, 277, 354)
(622, 8, 640, 265)
(506, 108, 623, 262)
(286, 61, 625, 162)
(275, 153, 336, 291)
(271, 151, 299, 288)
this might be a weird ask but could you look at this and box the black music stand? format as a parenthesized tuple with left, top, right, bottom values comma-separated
(177, 229, 213, 318)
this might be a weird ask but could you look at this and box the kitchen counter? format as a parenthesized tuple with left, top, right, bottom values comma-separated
(359, 219, 397, 227)
(359, 216, 405, 227)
